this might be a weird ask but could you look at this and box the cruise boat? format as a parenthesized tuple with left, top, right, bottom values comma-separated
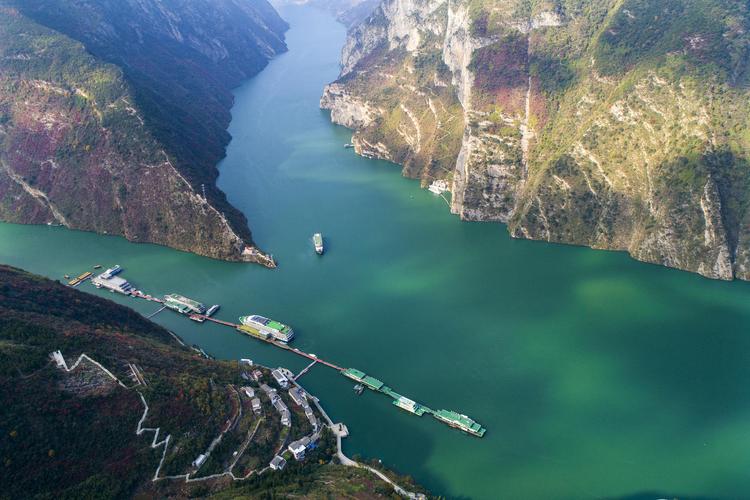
(100, 265, 122, 280)
(313, 233, 324, 255)
(240, 315, 295, 343)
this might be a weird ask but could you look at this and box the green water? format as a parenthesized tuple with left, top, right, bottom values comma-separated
(3, 6, 750, 499)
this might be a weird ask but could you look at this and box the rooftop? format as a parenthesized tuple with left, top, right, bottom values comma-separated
(164, 294, 205, 310)
(270, 455, 286, 470)
(343, 368, 366, 380)
(362, 375, 384, 391)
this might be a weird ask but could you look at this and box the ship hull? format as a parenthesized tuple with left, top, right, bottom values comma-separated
(240, 315, 295, 343)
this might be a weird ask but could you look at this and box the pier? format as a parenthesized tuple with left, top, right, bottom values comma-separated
(202, 316, 343, 370)
(77, 268, 484, 437)
(146, 306, 166, 319)
(293, 360, 318, 381)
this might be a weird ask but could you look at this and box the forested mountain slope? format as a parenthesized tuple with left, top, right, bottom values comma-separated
(0, 0, 287, 265)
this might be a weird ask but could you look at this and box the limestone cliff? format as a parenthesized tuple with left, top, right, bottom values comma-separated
(322, 0, 750, 280)
(0, 0, 287, 265)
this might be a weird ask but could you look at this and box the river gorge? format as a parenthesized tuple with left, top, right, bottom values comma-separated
(2, 6, 750, 499)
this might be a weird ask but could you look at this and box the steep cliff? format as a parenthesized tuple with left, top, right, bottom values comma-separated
(0, 0, 287, 265)
(323, 0, 750, 280)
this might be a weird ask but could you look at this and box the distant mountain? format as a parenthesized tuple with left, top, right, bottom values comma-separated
(0, 264, 428, 498)
(0, 0, 287, 265)
(273, 0, 380, 27)
(322, 0, 750, 280)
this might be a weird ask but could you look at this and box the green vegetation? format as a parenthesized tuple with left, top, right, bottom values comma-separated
(0, 265, 429, 498)
(6, 0, 288, 245)
(593, 0, 748, 79)
(0, 0, 290, 262)
(332, 0, 750, 278)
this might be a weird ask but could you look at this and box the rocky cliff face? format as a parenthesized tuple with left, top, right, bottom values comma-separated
(322, 0, 750, 280)
(0, 0, 287, 265)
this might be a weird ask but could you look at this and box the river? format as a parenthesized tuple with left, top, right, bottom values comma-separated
(2, 6, 750, 499)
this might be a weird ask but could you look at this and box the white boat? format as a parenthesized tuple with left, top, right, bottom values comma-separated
(428, 180, 450, 195)
(313, 233, 324, 255)
(240, 315, 295, 343)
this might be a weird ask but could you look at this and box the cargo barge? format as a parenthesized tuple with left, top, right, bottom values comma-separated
(67, 272, 92, 287)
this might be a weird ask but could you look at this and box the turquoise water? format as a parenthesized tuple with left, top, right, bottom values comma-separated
(3, 6, 750, 499)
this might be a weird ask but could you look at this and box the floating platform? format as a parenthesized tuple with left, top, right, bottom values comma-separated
(91, 266, 134, 295)
(163, 294, 206, 315)
(393, 396, 430, 416)
(342, 368, 384, 391)
(433, 409, 486, 437)
(68, 271, 92, 287)
(341, 367, 484, 436)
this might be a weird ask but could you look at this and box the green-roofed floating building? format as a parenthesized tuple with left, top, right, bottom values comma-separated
(434, 409, 486, 437)
(341, 367, 485, 436)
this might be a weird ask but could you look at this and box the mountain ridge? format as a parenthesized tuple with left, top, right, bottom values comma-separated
(322, 0, 750, 280)
(0, 0, 287, 265)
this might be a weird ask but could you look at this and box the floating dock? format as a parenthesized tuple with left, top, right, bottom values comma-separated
(434, 409, 486, 437)
(82, 276, 484, 437)
(393, 396, 430, 417)
(163, 294, 206, 315)
(341, 368, 483, 436)
(92, 271, 134, 295)
(67, 271, 92, 287)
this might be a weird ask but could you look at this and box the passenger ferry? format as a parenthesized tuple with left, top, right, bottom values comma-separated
(313, 233, 324, 255)
(239, 315, 295, 343)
